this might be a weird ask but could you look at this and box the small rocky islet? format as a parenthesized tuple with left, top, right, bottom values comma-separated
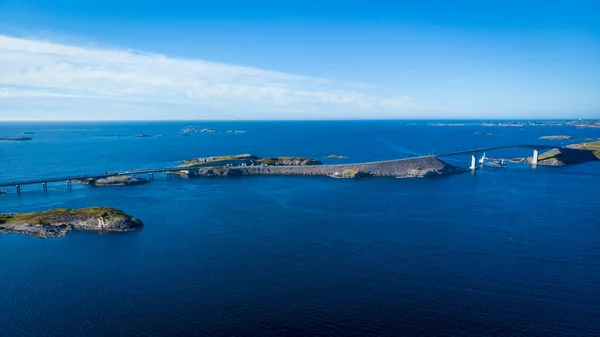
(75, 176, 149, 186)
(539, 135, 573, 140)
(181, 126, 247, 133)
(0, 207, 143, 239)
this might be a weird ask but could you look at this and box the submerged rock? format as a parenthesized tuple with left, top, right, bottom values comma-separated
(0, 207, 143, 239)
(0, 136, 32, 141)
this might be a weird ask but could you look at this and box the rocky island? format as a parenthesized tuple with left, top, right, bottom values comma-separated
(75, 176, 149, 186)
(181, 154, 323, 167)
(510, 141, 600, 166)
(325, 154, 349, 159)
(182, 126, 217, 133)
(0, 207, 143, 238)
(539, 135, 573, 140)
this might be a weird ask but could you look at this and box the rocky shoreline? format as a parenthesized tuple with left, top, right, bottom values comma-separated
(0, 207, 143, 238)
(509, 141, 600, 166)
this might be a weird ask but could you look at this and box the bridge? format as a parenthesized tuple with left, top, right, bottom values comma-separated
(0, 144, 559, 194)
(435, 144, 557, 170)
(0, 167, 186, 194)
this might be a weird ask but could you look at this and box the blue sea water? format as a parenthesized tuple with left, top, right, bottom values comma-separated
(0, 121, 599, 335)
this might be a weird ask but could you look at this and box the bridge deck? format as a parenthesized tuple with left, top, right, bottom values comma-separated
(0, 167, 184, 188)
(435, 144, 557, 157)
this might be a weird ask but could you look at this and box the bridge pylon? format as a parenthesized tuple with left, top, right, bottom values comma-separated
(470, 155, 478, 171)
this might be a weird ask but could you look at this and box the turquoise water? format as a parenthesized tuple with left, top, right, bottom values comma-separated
(1, 121, 599, 335)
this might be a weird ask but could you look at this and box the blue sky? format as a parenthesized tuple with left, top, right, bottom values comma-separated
(0, 0, 598, 120)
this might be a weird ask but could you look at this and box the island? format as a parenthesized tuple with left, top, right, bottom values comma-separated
(133, 134, 152, 138)
(510, 141, 600, 166)
(75, 176, 149, 186)
(182, 126, 217, 133)
(0, 207, 143, 238)
(474, 132, 492, 135)
(479, 120, 600, 128)
(180, 154, 323, 167)
(226, 130, 247, 133)
(539, 135, 573, 140)
(175, 153, 463, 179)
(0, 136, 32, 141)
(325, 154, 349, 159)
(429, 123, 467, 126)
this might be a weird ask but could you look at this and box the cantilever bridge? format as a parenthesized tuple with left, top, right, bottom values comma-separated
(435, 144, 557, 170)
(0, 144, 559, 194)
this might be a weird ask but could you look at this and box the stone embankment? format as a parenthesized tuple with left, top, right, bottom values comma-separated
(178, 155, 463, 179)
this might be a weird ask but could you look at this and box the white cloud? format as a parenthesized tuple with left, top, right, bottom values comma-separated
(0, 35, 416, 120)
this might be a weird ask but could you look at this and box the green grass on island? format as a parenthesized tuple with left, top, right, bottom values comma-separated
(568, 141, 600, 159)
(0, 207, 131, 225)
(342, 169, 361, 175)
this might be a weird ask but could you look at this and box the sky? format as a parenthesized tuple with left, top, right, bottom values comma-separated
(0, 0, 598, 120)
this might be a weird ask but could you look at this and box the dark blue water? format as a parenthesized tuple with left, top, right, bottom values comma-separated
(1, 121, 599, 335)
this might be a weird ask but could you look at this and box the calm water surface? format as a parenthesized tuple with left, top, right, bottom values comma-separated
(1, 121, 599, 335)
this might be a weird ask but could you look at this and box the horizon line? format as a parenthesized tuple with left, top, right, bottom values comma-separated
(0, 118, 597, 122)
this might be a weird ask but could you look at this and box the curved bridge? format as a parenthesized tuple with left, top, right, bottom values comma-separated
(435, 144, 558, 169)
(0, 144, 560, 194)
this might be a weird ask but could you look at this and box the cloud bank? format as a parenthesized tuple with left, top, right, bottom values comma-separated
(0, 35, 414, 120)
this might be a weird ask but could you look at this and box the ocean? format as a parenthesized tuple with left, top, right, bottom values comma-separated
(1, 121, 599, 335)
